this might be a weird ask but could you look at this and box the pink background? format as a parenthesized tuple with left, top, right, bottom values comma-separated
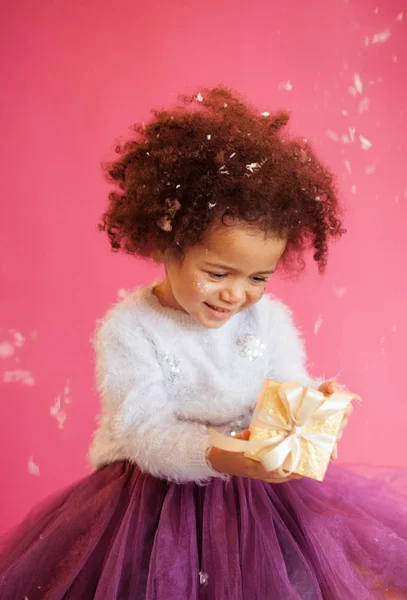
(1, 0, 406, 533)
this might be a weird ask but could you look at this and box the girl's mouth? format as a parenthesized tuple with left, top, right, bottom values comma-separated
(204, 302, 233, 318)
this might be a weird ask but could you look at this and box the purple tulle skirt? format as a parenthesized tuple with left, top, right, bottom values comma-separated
(1, 461, 406, 599)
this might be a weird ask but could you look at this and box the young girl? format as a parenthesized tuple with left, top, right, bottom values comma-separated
(1, 87, 406, 599)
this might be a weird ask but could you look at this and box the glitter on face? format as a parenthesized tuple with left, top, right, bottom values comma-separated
(192, 280, 212, 293)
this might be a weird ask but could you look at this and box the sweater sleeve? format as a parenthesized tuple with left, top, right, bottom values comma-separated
(90, 313, 224, 484)
(264, 297, 323, 389)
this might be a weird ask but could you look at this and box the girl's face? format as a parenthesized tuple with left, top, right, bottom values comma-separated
(155, 223, 287, 329)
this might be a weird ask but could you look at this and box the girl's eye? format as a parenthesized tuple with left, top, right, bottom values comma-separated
(208, 272, 227, 279)
(251, 277, 268, 284)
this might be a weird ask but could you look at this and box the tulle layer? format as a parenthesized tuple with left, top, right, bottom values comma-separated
(1, 461, 406, 599)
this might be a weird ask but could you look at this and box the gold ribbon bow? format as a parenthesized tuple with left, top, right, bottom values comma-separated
(208, 382, 359, 477)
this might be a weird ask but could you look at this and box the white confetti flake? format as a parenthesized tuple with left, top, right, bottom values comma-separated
(325, 130, 339, 142)
(364, 36, 370, 47)
(278, 80, 293, 92)
(354, 73, 363, 94)
(344, 160, 352, 174)
(380, 336, 385, 345)
(176, 184, 181, 189)
(359, 135, 372, 150)
(229, 152, 236, 158)
(50, 379, 71, 429)
(396, 12, 403, 21)
(13, 332, 25, 348)
(342, 109, 349, 117)
(351, 184, 357, 194)
(348, 127, 356, 143)
(341, 135, 351, 144)
(28, 456, 40, 476)
(391, 324, 397, 333)
(223, 103, 228, 108)
(372, 28, 391, 44)
(207, 134, 211, 140)
(374, 6, 379, 14)
(365, 165, 376, 175)
(348, 87, 358, 97)
(314, 314, 323, 335)
(261, 111, 270, 116)
(208, 203, 217, 208)
(117, 288, 129, 300)
(196, 92, 203, 102)
(333, 286, 347, 297)
(0, 341, 15, 359)
(392, 56, 398, 63)
(246, 162, 261, 173)
(358, 97, 370, 114)
(3, 370, 35, 386)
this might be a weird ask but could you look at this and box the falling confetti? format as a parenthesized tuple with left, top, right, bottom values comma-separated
(278, 80, 293, 92)
(314, 314, 323, 335)
(13, 332, 25, 348)
(117, 288, 129, 300)
(50, 380, 71, 429)
(359, 135, 372, 151)
(207, 134, 211, 140)
(197, 92, 203, 102)
(344, 160, 352, 174)
(0, 342, 15, 359)
(342, 109, 349, 117)
(325, 130, 339, 142)
(333, 286, 347, 297)
(358, 98, 370, 114)
(396, 12, 403, 21)
(351, 184, 357, 194)
(208, 203, 217, 208)
(3, 370, 35, 386)
(354, 73, 363, 94)
(348, 127, 356, 143)
(28, 456, 40, 476)
(246, 163, 261, 173)
(229, 152, 236, 158)
(391, 324, 397, 333)
(372, 29, 391, 44)
(365, 165, 376, 175)
(261, 111, 270, 116)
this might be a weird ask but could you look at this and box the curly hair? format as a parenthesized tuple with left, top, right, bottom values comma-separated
(100, 87, 345, 273)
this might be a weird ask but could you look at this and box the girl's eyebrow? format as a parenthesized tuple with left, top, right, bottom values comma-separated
(203, 262, 276, 274)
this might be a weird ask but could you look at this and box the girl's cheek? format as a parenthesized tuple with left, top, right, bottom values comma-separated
(250, 287, 266, 302)
(191, 280, 213, 296)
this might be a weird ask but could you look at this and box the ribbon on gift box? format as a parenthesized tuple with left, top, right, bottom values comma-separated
(208, 382, 361, 477)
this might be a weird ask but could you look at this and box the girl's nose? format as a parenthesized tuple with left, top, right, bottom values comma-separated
(219, 283, 245, 305)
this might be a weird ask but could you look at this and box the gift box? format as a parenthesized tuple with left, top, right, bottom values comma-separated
(244, 380, 357, 482)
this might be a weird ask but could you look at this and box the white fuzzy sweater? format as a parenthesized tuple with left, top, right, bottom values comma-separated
(89, 285, 319, 483)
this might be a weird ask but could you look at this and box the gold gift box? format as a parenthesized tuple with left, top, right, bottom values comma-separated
(244, 380, 350, 482)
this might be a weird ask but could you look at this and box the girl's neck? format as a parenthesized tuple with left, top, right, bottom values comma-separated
(153, 279, 186, 313)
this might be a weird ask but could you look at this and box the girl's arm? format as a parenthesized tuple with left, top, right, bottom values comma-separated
(90, 315, 224, 484)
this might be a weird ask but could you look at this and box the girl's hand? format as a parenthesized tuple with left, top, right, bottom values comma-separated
(318, 380, 354, 460)
(207, 430, 303, 484)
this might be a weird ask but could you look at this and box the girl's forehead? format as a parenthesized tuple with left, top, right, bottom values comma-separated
(189, 224, 287, 270)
